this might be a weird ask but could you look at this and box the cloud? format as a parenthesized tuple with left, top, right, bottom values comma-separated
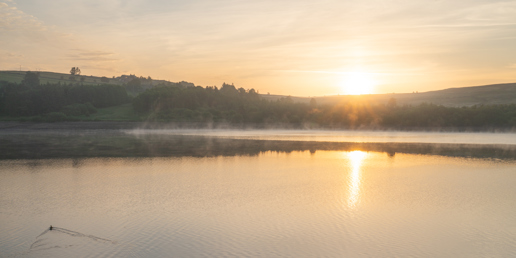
(2, 0, 516, 94)
(66, 50, 118, 62)
(0, 2, 44, 32)
(460, 1, 516, 23)
(3, 51, 23, 58)
(0, 1, 70, 46)
(0, 1, 123, 74)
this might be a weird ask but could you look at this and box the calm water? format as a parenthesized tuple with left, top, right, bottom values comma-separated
(126, 129, 516, 145)
(1, 130, 516, 257)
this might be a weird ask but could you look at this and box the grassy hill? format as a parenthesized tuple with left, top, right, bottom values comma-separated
(2, 70, 515, 107)
(262, 83, 516, 107)
(0, 70, 179, 87)
(1, 71, 515, 129)
(0, 70, 121, 85)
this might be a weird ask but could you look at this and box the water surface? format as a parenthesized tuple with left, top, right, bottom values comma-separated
(1, 131, 516, 257)
(126, 129, 516, 145)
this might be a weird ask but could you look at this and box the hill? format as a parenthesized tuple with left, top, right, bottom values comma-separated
(0, 70, 190, 88)
(0, 70, 118, 85)
(2, 70, 515, 107)
(1, 74, 515, 129)
(262, 83, 516, 107)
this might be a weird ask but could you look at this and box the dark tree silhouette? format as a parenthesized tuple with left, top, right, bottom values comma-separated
(70, 67, 81, 75)
(22, 71, 40, 87)
(126, 78, 143, 92)
(0, 81, 129, 117)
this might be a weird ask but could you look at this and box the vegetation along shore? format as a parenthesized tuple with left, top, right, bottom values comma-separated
(1, 71, 516, 131)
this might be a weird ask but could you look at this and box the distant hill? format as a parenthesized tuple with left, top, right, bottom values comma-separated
(262, 83, 516, 107)
(0, 70, 119, 85)
(2, 70, 514, 107)
(0, 70, 192, 88)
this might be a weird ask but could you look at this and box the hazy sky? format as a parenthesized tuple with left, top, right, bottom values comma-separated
(1, 0, 515, 96)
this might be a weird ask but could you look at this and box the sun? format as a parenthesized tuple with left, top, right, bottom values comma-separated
(340, 71, 377, 95)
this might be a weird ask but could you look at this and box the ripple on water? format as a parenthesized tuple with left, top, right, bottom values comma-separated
(11, 227, 116, 258)
(2, 148, 516, 257)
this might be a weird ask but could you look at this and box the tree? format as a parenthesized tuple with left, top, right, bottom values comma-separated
(220, 83, 237, 95)
(22, 71, 40, 87)
(387, 97, 397, 108)
(310, 98, 317, 109)
(70, 67, 81, 75)
(126, 78, 142, 92)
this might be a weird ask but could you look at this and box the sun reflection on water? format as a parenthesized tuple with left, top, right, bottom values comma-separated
(347, 150, 367, 208)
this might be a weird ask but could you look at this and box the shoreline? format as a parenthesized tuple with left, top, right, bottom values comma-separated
(0, 121, 515, 133)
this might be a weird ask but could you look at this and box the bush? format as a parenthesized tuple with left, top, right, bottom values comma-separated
(61, 103, 97, 116)
(43, 112, 67, 122)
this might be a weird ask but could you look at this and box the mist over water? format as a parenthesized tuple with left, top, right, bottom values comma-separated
(1, 130, 516, 257)
(125, 129, 516, 145)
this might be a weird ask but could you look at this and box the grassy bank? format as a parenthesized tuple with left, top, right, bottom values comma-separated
(0, 104, 142, 122)
(85, 104, 142, 121)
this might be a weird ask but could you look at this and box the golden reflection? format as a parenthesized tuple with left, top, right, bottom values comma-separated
(347, 150, 367, 208)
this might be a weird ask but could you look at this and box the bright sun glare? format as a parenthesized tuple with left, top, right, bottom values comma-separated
(340, 71, 377, 95)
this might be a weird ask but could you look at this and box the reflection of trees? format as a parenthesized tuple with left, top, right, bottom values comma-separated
(1, 133, 516, 160)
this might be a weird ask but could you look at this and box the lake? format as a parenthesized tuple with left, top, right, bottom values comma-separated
(1, 129, 516, 257)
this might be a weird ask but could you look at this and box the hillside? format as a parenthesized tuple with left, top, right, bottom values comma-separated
(1, 75, 515, 129)
(262, 83, 516, 107)
(2, 70, 515, 107)
(0, 71, 118, 85)
(0, 70, 187, 88)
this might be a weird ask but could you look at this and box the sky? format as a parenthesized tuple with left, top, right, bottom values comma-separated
(1, 0, 516, 96)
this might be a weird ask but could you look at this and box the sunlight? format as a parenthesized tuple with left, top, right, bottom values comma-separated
(347, 150, 367, 208)
(340, 71, 377, 95)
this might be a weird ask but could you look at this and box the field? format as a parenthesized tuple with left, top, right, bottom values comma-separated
(0, 71, 120, 85)
(0, 104, 141, 122)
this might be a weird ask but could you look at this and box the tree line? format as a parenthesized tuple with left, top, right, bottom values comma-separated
(133, 82, 516, 129)
(0, 72, 129, 119)
(1, 71, 516, 129)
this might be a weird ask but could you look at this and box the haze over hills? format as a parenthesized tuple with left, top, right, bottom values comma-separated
(266, 83, 516, 107)
(1, 70, 515, 107)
